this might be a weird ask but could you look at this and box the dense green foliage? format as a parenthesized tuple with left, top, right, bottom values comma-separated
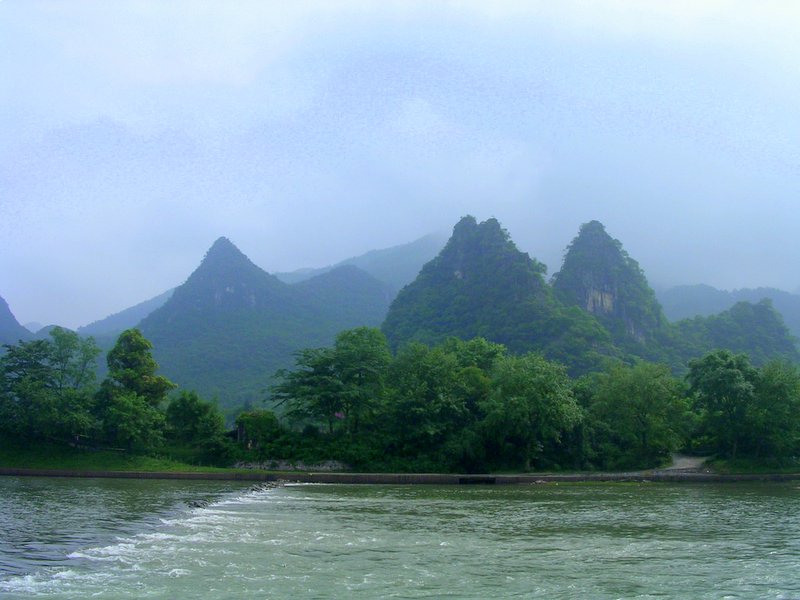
(383, 217, 799, 375)
(578, 363, 691, 469)
(139, 237, 393, 409)
(249, 330, 800, 471)
(687, 350, 800, 462)
(382, 216, 616, 374)
(0, 327, 100, 441)
(1, 328, 232, 465)
(659, 284, 800, 341)
(3, 326, 800, 473)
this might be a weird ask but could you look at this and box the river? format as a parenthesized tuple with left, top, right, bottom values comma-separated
(1, 477, 799, 598)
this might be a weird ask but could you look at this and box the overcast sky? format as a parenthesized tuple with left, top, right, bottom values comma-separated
(2, 1, 799, 329)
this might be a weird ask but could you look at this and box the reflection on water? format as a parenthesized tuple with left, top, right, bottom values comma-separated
(2, 478, 800, 599)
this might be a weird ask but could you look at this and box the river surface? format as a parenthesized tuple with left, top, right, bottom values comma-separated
(1, 477, 799, 598)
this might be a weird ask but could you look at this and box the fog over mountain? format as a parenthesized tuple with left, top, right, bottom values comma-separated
(2, 2, 799, 328)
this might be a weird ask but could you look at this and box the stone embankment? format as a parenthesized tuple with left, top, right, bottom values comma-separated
(0, 453, 793, 483)
(1, 467, 799, 484)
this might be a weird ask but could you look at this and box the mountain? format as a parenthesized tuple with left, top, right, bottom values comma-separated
(381, 216, 615, 372)
(75, 233, 443, 342)
(672, 299, 800, 366)
(552, 220, 666, 347)
(382, 216, 798, 375)
(275, 233, 447, 292)
(658, 284, 800, 341)
(139, 237, 392, 408)
(0, 295, 33, 346)
(78, 288, 174, 337)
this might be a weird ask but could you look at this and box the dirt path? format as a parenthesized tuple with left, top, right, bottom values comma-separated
(663, 454, 708, 471)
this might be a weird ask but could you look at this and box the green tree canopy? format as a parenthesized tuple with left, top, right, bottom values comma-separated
(97, 329, 174, 451)
(0, 328, 100, 441)
(586, 362, 690, 469)
(687, 350, 758, 459)
(481, 353, 582, 470)
(105, 328, 175, 407)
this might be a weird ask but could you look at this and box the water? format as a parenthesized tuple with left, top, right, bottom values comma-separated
(1, 477, 799, 598)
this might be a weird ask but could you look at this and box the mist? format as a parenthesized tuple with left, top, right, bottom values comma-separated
(2, 1, 799, 328)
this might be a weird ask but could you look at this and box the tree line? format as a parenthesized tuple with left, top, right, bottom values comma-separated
(2, 326, 799, 472)
(248, 327, 800, 471)
(0, 328, 229, 464)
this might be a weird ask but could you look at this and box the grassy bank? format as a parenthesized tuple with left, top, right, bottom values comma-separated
(706, 457, 800, 474)
(0, 441, 242, 473)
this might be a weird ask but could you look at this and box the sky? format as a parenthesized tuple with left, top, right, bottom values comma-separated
(2, 1, 799, 329)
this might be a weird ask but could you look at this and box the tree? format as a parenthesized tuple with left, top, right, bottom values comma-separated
(750, 360, 800, 460)
(166, 390, 225, 444)
(587, 362, 689, 469)
(272, 347, 344, 434)
(481, 353, 582, 470)
(687, 350, 758, 459)
(236, 409, 282, 449)
(103, 390, 166, 452)
(384, 343, 466, 459)
(105, 328, 175, 407)
(97, 329, 175, 451)
(0, 328, 100, 441)
(272, 327, 390, 435)
(332, 327, 391, 433)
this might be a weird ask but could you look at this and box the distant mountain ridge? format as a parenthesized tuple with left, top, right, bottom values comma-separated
(0, 295, 33, 345)
(275, 233, 446, 292)
(72, 233, 443, 339)
(78, 289, 175, 337)
(139, 237, 393, 408)
(658, 284, 800, 341)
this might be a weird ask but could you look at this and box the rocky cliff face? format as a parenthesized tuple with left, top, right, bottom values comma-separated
(552, 220, 665, 346)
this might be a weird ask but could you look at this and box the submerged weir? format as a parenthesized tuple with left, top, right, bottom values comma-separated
(2, 477, 800, 598)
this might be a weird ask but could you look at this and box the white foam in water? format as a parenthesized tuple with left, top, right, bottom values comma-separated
(0, 569, 115, 595)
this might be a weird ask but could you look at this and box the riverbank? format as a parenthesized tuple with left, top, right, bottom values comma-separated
(3, 444, 799, 483)
(3, 467, 800, 483)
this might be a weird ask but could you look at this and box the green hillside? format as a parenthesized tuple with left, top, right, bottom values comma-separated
(382, 217, 798, 374)
(381, 216, 616, 373)
(658, 284, 800, 342)
(139, 238, 393, 408)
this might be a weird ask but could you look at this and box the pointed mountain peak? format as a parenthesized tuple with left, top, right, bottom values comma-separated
(192, 236, 270, 281)
(438, 216, 528, 274)
(553, 221, 664, 343)
(208, 235, 237, 253)
(203, 236, 249, 264)
(450, 215, 505, 243)
(149, 237, 284, 315)
(579, 220, 608, 234)
(382, 216, 561, 350)
(452, 214, 479, 234)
